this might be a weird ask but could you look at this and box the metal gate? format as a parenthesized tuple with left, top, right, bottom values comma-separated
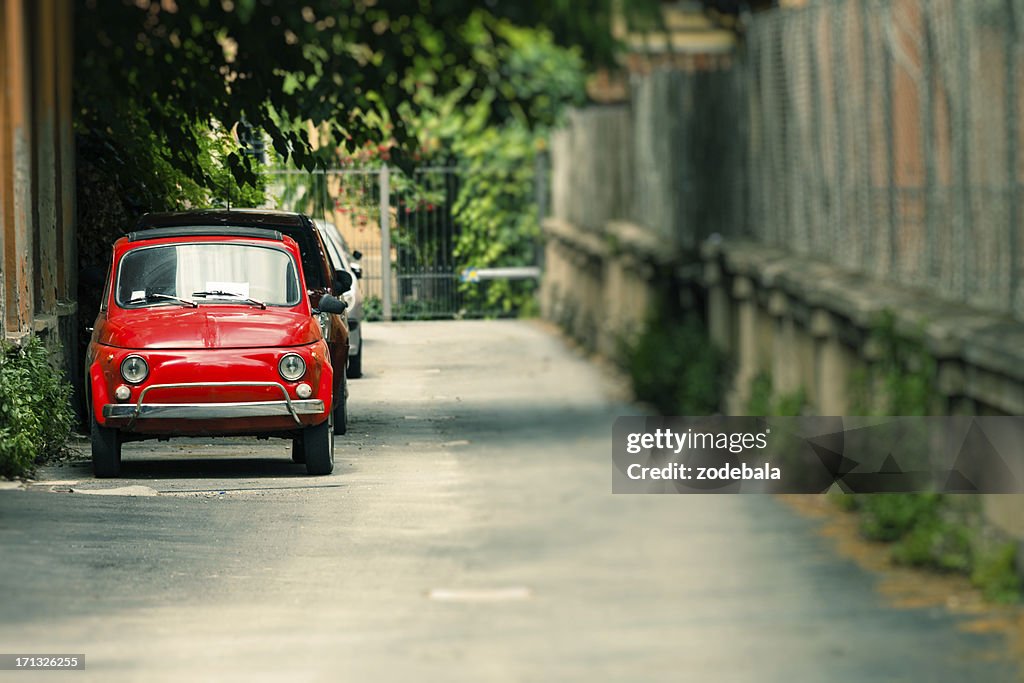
(263, 166, 512, 320)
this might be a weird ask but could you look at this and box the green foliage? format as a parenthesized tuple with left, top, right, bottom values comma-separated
(775, 387, 807, 417)
(853, 493, 1020, 600)
(861, 493, 973, 575)
(859, 493, 943, 542)
(892, 514, 973, 573)
(363, 295, 383, 322)
(837, 315, 969, 585)
(77, 3, 605, 318)
(75, 1, 622, 189)
(445, 22, 584, 315)
(830, 493, 861, 512)
(451, 125, 542, 315)
(625, 314, 726, 415)
(746, 372, 773, 416)
(848, 311, 937, 416)
(0, 337, 74, 479)
(972, 543, 1023, 603)
(745, 371, 806, 416)
(76, 117, 266, 263)
(406, 18, 585, 316)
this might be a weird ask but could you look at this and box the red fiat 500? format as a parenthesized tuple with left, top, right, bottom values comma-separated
(86, 225, 349, 477)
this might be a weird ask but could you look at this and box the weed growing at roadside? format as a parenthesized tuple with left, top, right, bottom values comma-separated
(745, 371, 805, 416)
(836, 312, 1021, 602)
(0, 336, 74, 479)
(848, 310, 936, 416)
(624, 314, 726, 415)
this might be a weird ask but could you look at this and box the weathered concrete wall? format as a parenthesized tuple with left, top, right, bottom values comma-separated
(0, 0, 78, 396)
(541, 218, 675, 359)
(541, 213, 1024, 550)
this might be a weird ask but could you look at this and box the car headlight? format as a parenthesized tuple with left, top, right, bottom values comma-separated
(120, 355, 149, 384)
(279, 353, 306, 381)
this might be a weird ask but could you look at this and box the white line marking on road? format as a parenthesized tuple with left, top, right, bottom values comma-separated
(427, 587, 532, 602)
(70, 485, 159, 497)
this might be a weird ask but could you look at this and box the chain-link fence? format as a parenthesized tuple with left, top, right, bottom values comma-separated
(747, 0, 1024, 316)
(551, 0, 1024, 318)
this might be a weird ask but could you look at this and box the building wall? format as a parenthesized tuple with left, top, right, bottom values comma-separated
(0, 0, 78, 389)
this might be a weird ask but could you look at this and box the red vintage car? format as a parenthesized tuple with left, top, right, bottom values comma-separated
(85, 225, 350, 477)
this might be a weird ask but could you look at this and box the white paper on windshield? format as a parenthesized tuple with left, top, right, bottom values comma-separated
(205, 281, 250, 298)
(131, 290, 146, 300)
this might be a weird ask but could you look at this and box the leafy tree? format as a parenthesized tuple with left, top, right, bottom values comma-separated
(76, 1, 652, 188)
(73, 0, 656, 316)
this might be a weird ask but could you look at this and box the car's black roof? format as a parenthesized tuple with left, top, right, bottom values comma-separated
(135, 209, 310, 231)
(135, 209, 331, 289)
(126, 225, 285, 243)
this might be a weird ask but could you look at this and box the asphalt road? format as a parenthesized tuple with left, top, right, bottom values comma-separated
(0, 321, 1019, 682)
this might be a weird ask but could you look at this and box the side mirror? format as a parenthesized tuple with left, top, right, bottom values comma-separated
(333, 268, 354, 292)
(351, 250, 362, 261)
(350, 262, 363, 280)
(317, 293, 348, 315)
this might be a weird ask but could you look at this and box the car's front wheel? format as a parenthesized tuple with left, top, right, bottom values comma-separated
(91, 413, 122, 478)
(301, 415, 334, 475)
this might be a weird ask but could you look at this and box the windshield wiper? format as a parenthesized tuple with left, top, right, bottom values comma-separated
(191, 290, 267, 309)
(126, 293, 197, 308)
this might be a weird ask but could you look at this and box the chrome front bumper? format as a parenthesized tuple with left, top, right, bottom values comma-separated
(102, 381, 323, 426)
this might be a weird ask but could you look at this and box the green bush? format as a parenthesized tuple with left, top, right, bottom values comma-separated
(745, 371, 806, 416)
(856, 493, 1018, 591)
(891, 514, 973, 573)
(746, 372, 773, 417)
(625, 314, 725, 415)
(0, 336, 74, 478)
(972, 543, 1023, 603)
(848, 310, 936, 416)
(363, 295, 383, 322)
(859, 493, 942, 543)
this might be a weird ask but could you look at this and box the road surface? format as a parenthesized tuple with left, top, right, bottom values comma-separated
(0, 321, 1018, 681)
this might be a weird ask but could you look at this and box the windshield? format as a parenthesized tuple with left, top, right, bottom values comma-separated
(116, 243, 301, 308)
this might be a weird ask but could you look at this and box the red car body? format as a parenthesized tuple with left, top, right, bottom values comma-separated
(134, 209, 351, 434)
(86, 225, 346, 477)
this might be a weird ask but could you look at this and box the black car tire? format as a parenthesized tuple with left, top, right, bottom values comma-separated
(91, 413, 122, 478)
(291, 439, 305, 464)
(334, 388, 348, 435)
(347, 349, 362, 379)
(303, 416, 334, 475)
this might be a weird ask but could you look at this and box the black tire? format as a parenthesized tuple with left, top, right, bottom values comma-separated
(291, 439, 305, 464)
(346, 349, 362, 379)
(303, 415, 334, 475)
(91, 413, 122, 478)
(334, 382, 348, 436)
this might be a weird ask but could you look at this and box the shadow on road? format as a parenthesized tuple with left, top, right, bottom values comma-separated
(111, 456, 310, 480)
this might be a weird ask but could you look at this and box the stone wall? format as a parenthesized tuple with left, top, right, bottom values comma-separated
(541, 216, 1024, 544)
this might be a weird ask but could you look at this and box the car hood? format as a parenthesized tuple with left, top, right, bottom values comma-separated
(99, 307, 321, 349)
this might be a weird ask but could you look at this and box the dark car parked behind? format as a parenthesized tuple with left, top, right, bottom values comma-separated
(315, 219, 364, 378)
